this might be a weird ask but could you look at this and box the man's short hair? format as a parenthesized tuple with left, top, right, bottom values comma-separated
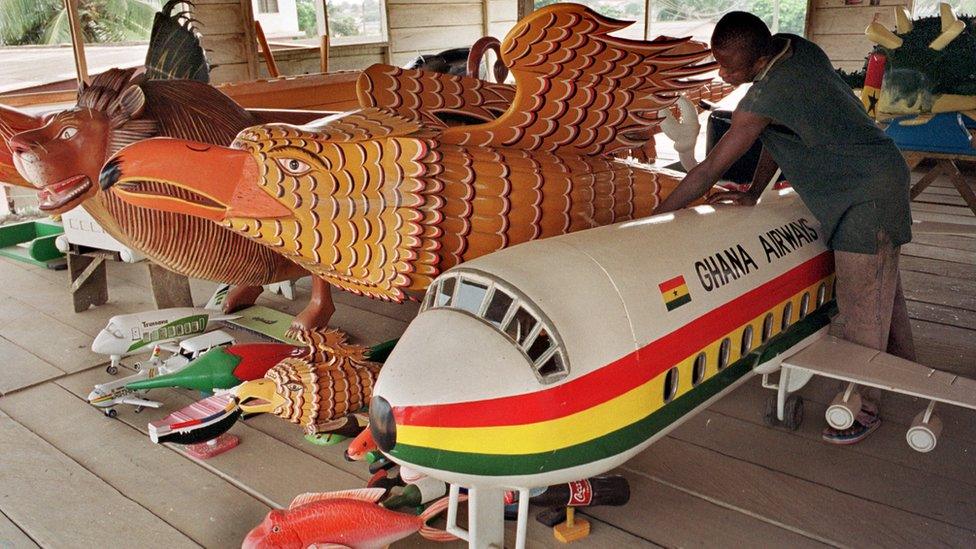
(711, 11, 773, 61)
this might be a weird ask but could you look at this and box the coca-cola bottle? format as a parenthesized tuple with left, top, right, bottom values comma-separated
(528, 475, 630, 508)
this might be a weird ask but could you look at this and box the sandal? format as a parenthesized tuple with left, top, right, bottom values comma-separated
(822, 406, 881, 445)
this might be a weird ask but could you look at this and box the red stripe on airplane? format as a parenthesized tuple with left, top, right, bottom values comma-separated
(395, 252, 834, 428)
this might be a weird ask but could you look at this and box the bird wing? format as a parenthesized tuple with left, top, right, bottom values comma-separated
(357, 64, 514, 128)
(439, 3, 717, 156)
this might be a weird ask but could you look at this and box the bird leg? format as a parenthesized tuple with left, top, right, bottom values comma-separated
(290, 276, 336, 332)
(222, 285, 265, 313)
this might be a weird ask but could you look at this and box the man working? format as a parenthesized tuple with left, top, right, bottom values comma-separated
(654, 11, 916, 444)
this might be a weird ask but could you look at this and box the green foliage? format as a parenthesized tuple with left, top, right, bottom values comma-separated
(0, 0, 159, 46)
(296, 0, 317, 38)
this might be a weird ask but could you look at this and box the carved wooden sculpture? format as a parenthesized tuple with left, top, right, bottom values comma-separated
(235, 329, 381, 435)
(103, 4, 723, 303)
(0, 2, 333, 326)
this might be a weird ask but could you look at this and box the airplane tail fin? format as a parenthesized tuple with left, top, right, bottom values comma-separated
(205, 284, 231, 311)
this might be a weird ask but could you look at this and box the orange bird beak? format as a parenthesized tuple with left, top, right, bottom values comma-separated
(100, 137, 292, 222)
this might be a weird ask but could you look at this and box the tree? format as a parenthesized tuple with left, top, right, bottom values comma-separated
(0, 0, 160, 46)
(296, 0, 317, 37)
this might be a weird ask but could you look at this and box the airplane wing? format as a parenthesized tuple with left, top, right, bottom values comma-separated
(119, 396, 164, 409)
(782, 335, 976, 410)
(157, 342, 181, 354)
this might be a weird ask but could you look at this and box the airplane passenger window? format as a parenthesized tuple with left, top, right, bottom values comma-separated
(782, 302, 793, 330)
(526, 329, 552, 361)
(692, 352, 706, 386)
(762, 313, 774, 343)
(176, 324, 185, 336)
(663, 367, 679, 403)
(816, 283, 826, 307)
(483, 289, 514, 327)
(741, 325, 754, 356)
(799, 293, 810, 317)
(455, 279, 489, 314)
(437, 277, 456, 307)
(718, 338, 730, 370)
(132, 328, 140, 339)
(504, 307, 537, 345)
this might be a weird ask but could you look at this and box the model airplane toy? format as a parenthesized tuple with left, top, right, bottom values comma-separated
(88, 330, 236, 417)
(91, 288, 239, 375)
(366, 185, 976, 548)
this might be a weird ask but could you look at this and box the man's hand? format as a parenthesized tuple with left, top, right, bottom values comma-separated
(706, 190, 758, 206)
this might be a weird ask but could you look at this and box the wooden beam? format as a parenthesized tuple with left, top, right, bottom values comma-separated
(63, 0, 89, 86)
(254, 20, 280, 78)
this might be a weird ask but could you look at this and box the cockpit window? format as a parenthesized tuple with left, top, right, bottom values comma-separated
(436, 277, 456, 307)
(421, 270, 569, 384)
(455, 279, 489, 314)
(484, 290, 514, 327)
(106, 322, 123, 338)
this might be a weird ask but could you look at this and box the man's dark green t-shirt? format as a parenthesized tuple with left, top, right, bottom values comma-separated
(737, 35, 912, 253)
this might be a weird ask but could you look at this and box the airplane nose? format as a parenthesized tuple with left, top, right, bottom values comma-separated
(369, 395, 396, 452)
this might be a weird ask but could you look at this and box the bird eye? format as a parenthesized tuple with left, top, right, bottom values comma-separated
(286, 382, 303, 392)
(271, 525, 281, 533)
(58, 127, 78, 140)
(276, 157, 311, 176)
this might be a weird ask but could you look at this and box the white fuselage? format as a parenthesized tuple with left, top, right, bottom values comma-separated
(370, 190, 836, 490)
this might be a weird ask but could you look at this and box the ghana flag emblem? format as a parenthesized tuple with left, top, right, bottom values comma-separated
(659, 275, 691, 311)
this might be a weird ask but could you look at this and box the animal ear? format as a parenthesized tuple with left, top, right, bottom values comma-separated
(106, 84, 146, 127)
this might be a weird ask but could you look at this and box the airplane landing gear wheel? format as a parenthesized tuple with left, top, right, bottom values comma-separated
(104, 408, 118, 418)
(763, 395, 779, 427)
(134, 406, 143, 414)
(106, 365, 118, 375)
(782, 395, 804, 431)
(763, 394, 803, 430)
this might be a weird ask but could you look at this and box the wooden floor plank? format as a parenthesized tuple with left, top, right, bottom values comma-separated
(0, 293, 104, 374)
(0, 335, 64, 395)
(0, 258, 156, 337)
(912, 202, 976, 219)
(52, 367, 655, 548)
(0, 382, 272, 548)
(901, 270, 976, 312)
(622, 436, 976, 547)
(907, 300, 976, 330)
(902, 241, 976, 264)
(710, 380, 976, 483)
(668, 408, 976, 530)
(910, 233, 976, 252)
(0, 409, 197, 548)
(900, 255, 976, 279)
(585, 467, 829, 548)
(0, 508, 39, 549)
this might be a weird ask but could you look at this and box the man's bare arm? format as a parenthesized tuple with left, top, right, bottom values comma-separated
(708, 145, 779, 206)
(653, 109, 771, 214)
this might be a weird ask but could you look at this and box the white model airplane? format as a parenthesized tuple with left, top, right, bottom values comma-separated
(91, 287, 237, 374)
(88, 330, 236, 416)
(367, 187, 976, 548)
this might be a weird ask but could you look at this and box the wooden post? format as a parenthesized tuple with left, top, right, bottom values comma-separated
(147, 263, 194, 309)
(320, 34, 330, 74)
(254, 20, 280, 78)
(68, 252, 107, 312)
(63, 0, 89, 86)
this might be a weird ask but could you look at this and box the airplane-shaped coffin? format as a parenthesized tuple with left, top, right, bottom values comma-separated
(367, 188, 976, 549)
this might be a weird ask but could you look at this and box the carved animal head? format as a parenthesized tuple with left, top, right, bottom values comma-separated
(235, 328, 380, 433)
(7, 68, 157, 213)
(101, 109, 436, 299)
